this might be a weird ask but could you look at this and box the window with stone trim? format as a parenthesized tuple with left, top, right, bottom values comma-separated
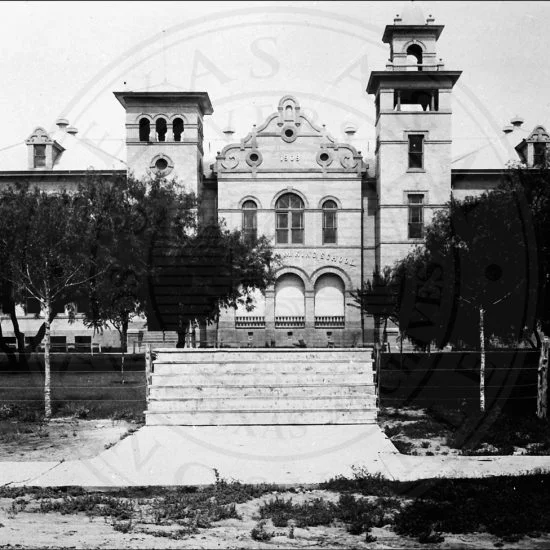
(241, 200, 257, 241)
(534, 143, 547, 167)
(408, 134, 424, 169)
(139, 118, 150, 142)
(408, 193, 424, 239)
(34, 144, 46, 167)
(276, 193, 304, 244)
(173, 118, 184, 142)
(322, 199, 337, 244)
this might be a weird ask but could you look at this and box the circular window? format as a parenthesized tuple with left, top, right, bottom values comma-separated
(155, 158, 168, 171)
(150, 154, 174, 176)
(316, 150, 333, 167)
(281, 125, 297, 143)
(246, 150, 263, 167)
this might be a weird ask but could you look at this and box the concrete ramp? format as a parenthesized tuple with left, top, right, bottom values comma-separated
(146, 348, 375, 426)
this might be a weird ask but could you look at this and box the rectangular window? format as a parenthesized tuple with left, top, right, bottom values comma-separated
(276, 212, 289, 244)
(242, 210, 257, 240)
(323, 210, 337, 244)
(408, 135, 424, 169)
(534, 143, 547, 167)
(34, 144, 46, 167)
(408, 194, 424, 239)
(291, 211, 304, 244)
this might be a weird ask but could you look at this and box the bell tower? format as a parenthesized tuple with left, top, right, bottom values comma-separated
(114, 91, 213, 196)
(366, 3, 461, 268)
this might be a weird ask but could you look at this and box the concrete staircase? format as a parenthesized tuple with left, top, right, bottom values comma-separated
(145, 348, 376, 426)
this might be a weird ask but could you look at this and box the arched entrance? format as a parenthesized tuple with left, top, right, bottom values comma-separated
(275, 274, 305, 328)
(314, 274, 345, 328)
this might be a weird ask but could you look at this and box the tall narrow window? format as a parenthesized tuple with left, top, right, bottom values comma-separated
(322, 200, 337, 244)
(139, 118, 150, 141)
(534, 143, 547, 167)
(173, 118, 184, 142)
(33, 144, 46, 167)
(156, 118, 167, 142)
(408, 194, 424, 239)
(408, 134, 424, 169)
(275, 193, 304, 244)
(242, 200, 257, 240)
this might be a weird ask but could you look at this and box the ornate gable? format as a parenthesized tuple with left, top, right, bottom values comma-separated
(25, 127, 54, 145)
(526, 125, 550, 142)
(215, 96, 366, 176)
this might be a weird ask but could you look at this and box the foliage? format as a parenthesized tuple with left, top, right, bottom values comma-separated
(351, 267, 399, 344)
(250, 520, 274, 541)
(369, 192, 537, 350)
(320, 470, 397, 497)
(500, 159, 550, 342)
(156, 222, 278, 340)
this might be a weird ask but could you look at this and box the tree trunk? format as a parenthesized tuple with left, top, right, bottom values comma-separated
(44, 299, 52, 419)
(479, 306, 486, 413)
(537, 336, 549, 419)
(0, 332, 18, 369)
(120, 319, 128, 384)
(7, 303, 27, 368)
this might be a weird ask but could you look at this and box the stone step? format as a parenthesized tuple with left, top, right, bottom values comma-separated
(153, 349, 372, 364)
(151, 372, 372, 386)
(147, 395, 376, 412)
(153, 362, 372, 376)
(145, 409, 378, 426)
(149, 383, 375, 399)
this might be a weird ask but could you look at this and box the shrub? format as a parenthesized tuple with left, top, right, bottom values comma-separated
(321, 470, 396, 496)
(251, 520, 273, 541)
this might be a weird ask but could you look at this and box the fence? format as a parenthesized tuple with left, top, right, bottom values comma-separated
(378, 350, 543, 412)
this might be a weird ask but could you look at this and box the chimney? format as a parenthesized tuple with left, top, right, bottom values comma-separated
(510, 115, 524, 128)
(344, 123, 357, 136)
(56, 117, 69, 131)
(502, 125, 513, 134)
(66, 126, 78, 136)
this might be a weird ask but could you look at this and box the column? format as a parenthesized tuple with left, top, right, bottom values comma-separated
(265, 288, 276, 345)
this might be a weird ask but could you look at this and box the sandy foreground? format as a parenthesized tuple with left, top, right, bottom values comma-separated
(0, 418, 136, 462)
(1, 420, 550, 548)
(1, 490, 550, 550)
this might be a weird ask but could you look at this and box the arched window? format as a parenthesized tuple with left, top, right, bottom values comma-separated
(314, 274, 345, 327)
(406, 44, 423, 71)
(139, 118, 150, 142)
(275, 193, 304, 244)
(275, 274, 305, 327)
(242, 200, 257, 240)
(235, 287, 266, 328)
(173, 118, 184, 142)
(156, 118, 167, 142)
(322, 199, 337, 244)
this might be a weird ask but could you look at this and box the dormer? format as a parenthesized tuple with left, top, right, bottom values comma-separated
(515, 125, 550, 167)
(25, 127, 64, 170)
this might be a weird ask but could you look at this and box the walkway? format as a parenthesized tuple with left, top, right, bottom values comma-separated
(1, 425, 550, 487)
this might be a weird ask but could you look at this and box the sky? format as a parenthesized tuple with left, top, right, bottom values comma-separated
(0, 1, 549, 164)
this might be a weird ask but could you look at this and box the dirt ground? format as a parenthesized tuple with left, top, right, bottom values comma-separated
(1, 489, 550, 549)
(0, 417, 138, 462)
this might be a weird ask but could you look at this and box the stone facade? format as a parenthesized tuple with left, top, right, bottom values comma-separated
(1, 6, 548, 348)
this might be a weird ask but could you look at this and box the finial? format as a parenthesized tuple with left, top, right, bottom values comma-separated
(510, 115, 524, 127)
